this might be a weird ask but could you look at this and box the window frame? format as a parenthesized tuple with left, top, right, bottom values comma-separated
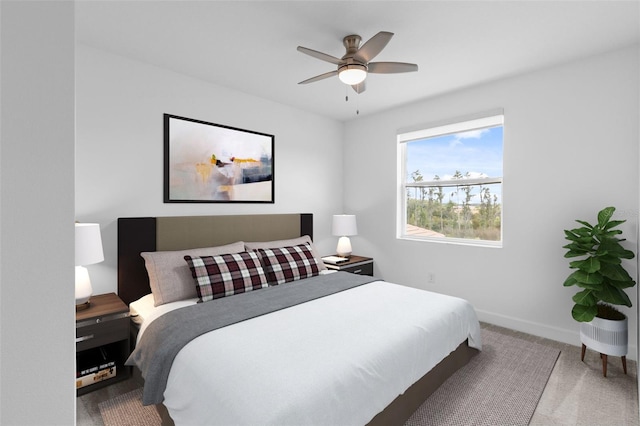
(397, 112, 504, 247)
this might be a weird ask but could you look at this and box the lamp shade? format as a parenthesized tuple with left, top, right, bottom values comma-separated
(332, 215, 358, 237)
(75, 223, 104, 266)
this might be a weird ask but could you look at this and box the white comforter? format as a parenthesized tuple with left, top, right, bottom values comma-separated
(136, 280, 481, 426)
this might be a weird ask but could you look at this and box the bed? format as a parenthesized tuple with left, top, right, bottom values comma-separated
(118, 214, 481, 425)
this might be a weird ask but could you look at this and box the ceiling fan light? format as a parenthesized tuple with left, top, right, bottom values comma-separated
(338, 65, 367, 85)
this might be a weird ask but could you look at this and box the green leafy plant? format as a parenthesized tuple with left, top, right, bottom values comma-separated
(563, 206, 636, 322)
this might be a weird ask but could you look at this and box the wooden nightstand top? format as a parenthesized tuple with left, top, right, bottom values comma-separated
(326, 255, 372, 266)
(76, 293, 128, 322)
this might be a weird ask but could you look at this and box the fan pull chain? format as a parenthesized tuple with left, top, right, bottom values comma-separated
(344, 86, 359, 115)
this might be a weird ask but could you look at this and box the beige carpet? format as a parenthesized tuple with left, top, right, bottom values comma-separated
(405, 328, 560, 425)
(99, 388, 160, 426)
(99, 329, 559, 426)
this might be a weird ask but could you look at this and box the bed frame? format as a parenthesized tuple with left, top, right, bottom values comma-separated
(117, 213, 477, 426)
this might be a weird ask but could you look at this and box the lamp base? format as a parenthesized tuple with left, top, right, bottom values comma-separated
(336, 236, 352, 258)
(75, 265, 93, 312)
(75, 300, 91, 312)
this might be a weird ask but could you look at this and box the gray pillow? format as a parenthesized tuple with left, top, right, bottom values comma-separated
(244, 235, 326, 272)
(141, 241, 245, 306)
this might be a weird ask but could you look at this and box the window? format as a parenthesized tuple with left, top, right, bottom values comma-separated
(397, 113, 504, 246)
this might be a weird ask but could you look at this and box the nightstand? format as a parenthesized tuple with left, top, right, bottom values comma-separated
(324, 255, 374, 276)
(76, 293, 130, 395)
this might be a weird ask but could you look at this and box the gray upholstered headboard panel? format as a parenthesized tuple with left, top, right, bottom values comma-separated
(117, 214, 313, 305)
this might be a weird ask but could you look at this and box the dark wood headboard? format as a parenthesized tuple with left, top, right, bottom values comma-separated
(117, 214, 313, 305)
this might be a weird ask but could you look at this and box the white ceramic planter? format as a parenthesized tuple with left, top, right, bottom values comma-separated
(580, 315, 628, 357)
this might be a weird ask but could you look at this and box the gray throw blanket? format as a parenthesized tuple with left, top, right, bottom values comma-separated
(126, 271, 377, 405)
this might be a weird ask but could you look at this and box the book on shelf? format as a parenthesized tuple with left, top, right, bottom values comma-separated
(77, 359, 115, 377)
(76, 346, 115, 378)
(76, 366, 116, 389)
(76, 346, 117, 389)
(321, 256, 349, 265)
(324, 263, 342, 270)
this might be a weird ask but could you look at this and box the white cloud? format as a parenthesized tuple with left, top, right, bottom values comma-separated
(448, 139, 463, 148)
(454, 129, 490, 140)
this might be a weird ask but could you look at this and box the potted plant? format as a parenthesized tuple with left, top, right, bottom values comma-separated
(563, 206, 636, 375)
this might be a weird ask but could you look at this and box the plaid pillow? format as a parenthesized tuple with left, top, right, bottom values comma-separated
(257, 244, 320, 285)
(184, 251, 268, 302)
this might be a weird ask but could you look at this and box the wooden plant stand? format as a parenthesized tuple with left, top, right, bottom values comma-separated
(581, 344, 627, 377)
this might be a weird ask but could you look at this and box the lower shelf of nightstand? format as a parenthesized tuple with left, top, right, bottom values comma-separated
(76, 334, 131, 396)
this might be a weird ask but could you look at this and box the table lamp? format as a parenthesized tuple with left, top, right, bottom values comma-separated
(332, 214, 358, 258)
(75, 223, 104, 311)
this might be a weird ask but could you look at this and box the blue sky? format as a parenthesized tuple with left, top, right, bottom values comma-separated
(405, 126, 503, 181)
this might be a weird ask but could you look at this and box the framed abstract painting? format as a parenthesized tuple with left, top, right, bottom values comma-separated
(164, 114, 274, 203)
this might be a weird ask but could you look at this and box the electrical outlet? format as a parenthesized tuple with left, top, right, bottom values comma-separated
(427, 273, 435, 284)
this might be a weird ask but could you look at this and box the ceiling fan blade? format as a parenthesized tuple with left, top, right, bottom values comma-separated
(351, 80, 366, 94)
(298, 70, 339, 85)
(353, 31, 394, 63)
(297, 46, 343, 65)
(368, 62, 418, 74)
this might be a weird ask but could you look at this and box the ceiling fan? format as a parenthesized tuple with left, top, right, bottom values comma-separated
(297, 31, 418, 93)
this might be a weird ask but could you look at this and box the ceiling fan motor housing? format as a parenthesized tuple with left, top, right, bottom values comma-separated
(342, 35, 362, 55)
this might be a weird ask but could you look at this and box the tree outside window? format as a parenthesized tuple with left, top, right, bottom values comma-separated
(398, 114, 503, 246)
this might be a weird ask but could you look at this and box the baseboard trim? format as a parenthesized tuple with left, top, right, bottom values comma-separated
(476, 309, 638, 361)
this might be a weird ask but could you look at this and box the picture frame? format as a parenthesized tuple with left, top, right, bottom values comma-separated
(164, 114, 274, 203)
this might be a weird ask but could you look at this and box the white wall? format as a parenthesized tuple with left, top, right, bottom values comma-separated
(344, 46, 640, 357)
(76, 37, 640, 357)
(1, 1, 75, 424)
(75, 44, 344, 296)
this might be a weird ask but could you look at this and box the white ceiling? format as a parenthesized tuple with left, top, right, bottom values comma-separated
(75, 1, 640, 122)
